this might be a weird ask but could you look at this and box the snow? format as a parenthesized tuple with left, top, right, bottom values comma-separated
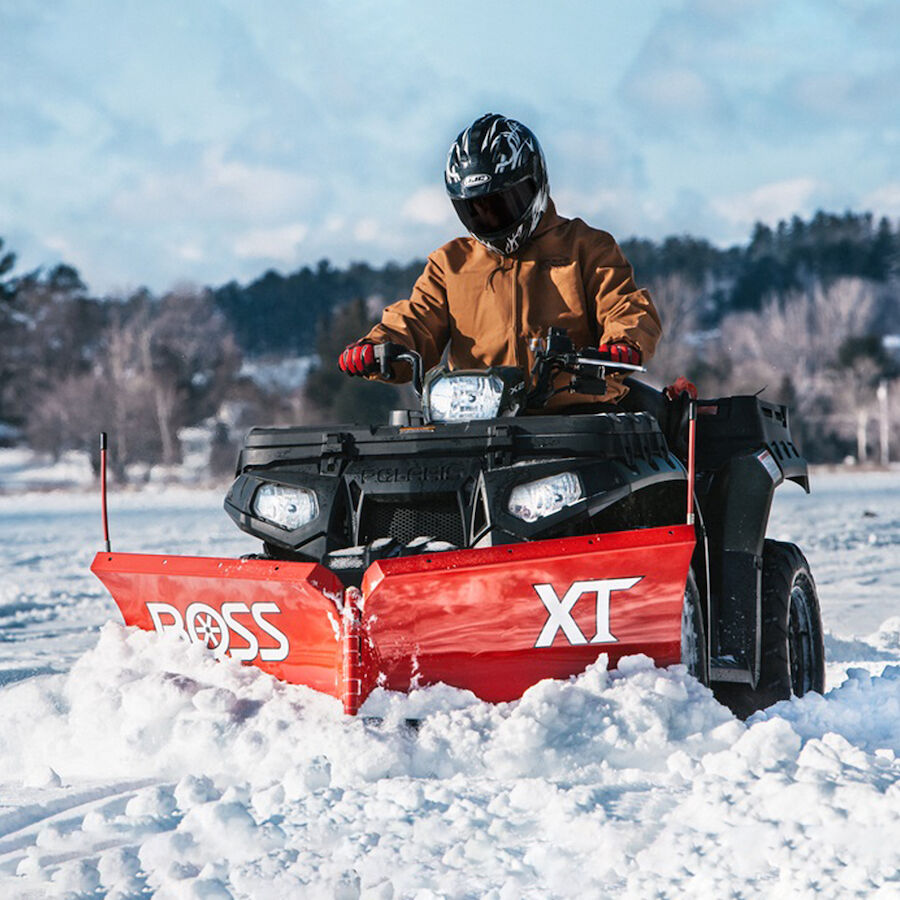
(0, 470, 898, 897)
(0, 448, 94, 492)
(0, 443, 228, 495)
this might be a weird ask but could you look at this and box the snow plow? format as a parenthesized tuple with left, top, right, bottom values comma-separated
(92, 330, 825, 716)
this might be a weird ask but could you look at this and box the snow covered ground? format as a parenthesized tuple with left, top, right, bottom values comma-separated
(0, 471, 898, 898)
(0, 448, 95, 493)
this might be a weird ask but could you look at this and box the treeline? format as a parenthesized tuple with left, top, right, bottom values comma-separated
(209, 211, 900, 356)
(0, 209, 898, 477)
(213, 258, 424, 356)
(623, 210, 898, 315)
(0, 253, 241, 479)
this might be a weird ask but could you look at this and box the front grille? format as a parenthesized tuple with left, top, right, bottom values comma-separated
(358, 494, 465, 547)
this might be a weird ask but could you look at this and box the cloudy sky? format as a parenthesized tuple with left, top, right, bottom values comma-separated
(2, 0, 899, 293)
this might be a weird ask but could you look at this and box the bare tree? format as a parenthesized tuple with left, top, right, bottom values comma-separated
(715, 277, 882, 458)
(25, 289, 241, 480)
(643, 273, 702, 383)
(146, 289, 242, 463)
(719, 278, 877, 391)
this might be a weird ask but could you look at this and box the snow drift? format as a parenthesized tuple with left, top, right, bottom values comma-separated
(0, 471, 898, 898)
(2, 623, 900, 898)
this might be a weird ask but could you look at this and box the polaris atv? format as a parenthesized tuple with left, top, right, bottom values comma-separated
(92, 330, 825, 717)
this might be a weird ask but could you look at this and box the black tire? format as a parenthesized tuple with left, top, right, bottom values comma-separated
(681, 570, 709, 685)
(716, 540, 825, 718)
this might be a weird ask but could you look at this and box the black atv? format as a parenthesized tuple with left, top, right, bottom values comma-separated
(221, 329, 825, 716)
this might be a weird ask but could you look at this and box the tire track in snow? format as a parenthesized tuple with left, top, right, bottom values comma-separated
(0, 778, 159, 858)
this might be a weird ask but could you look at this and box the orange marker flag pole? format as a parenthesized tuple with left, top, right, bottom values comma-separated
(100, 432, 111, 552)
(686, 401, 697, 526)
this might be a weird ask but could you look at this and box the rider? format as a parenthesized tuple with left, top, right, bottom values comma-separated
(338, 113, 661, 410)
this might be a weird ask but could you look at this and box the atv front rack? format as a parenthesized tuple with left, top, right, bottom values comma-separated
(92, 524, 695, 714)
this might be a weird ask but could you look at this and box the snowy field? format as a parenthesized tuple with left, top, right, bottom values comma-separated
(0, 470, 898, 898)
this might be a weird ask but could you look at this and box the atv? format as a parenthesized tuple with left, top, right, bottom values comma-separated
(92, 329, 825, 717)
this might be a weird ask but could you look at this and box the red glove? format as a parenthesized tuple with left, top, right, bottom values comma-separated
(664, 376, 698, 400)
(338, 340, 378, 376)
(597, 342, 641, 366)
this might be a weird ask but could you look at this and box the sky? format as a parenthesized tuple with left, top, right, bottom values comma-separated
(2, 0, 899, 294)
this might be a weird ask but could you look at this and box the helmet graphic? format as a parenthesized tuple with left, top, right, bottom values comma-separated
(445, 113, 549, 256)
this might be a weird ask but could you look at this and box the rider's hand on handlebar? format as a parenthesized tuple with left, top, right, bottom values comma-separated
(597, 342, 642, 366)
(339, 340, 379, 376)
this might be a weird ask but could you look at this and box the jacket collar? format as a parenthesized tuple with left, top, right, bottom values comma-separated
(474, 198, 567, 263)
(530, 198, 567, 241)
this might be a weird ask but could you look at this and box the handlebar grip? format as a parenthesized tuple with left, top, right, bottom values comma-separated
(372, 343, 425, 396)
(372, 342, 400, 380)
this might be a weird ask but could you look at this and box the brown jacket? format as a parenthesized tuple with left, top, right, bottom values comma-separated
(366, 200, 661, 408)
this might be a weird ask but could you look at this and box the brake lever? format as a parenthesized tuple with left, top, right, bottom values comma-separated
(396, 352, 424, 398)
(584, 359, 646, 374)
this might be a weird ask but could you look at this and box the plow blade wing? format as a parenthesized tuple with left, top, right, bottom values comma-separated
(357, 524, 696, 705)
(91, 553, 345, 698)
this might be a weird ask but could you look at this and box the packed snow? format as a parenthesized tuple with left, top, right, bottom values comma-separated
(0, 470, 898, 898)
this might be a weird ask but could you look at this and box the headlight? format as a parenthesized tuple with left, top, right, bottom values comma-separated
(508, 472, 583, 523)
(426, 373, 505, 423)
(252, 484, 319, 530)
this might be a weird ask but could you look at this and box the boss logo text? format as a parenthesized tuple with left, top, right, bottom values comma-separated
(146, 601, 290, 662)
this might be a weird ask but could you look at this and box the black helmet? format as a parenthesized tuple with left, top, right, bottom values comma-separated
(445, 113, 549, 256)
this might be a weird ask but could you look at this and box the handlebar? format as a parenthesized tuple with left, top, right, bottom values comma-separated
(526, 329, 646, 407)
(529, 330, 646, 372)
(371, 329, 644, 408)
(373, 342, 425, 396)
(564, 351, 646, 374)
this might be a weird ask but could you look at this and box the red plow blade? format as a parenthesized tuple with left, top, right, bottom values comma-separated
(92, 525, 695, 714)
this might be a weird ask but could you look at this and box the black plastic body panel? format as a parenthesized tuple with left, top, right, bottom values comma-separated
(225, 412, 686, 584)
(696, 396, 808, 490)
(224, 388, 811, 686)
(235, 412, 670, 471)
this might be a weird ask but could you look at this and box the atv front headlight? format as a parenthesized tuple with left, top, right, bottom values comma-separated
(508, 472, 583, 523)
(253, 484, 319, 530)
(426, 373, 505, 423)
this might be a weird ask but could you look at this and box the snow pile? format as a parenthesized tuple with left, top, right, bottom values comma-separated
(2, 626, 900, 897)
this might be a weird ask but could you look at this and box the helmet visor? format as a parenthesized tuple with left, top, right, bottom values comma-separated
(451, 178, 536, 237)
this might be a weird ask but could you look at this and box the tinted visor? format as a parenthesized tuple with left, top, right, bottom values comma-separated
(452, 178, 536, 236)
